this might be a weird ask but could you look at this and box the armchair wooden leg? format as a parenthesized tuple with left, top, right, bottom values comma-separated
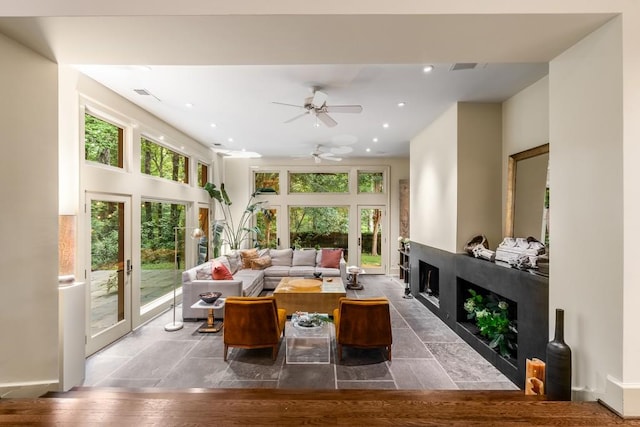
(387, 346, 392, 361)
(224, 344, 228, 362)
(272, 345, 278, 360)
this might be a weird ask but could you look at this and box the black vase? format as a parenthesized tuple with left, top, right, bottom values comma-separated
(546, 308, 572, 400)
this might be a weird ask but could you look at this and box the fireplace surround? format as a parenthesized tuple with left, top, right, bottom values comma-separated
(409, 241, 548, 387)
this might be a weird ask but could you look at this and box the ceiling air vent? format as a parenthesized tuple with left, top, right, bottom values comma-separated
(450, 63, 478, 71)
(133, 88, 161, 101)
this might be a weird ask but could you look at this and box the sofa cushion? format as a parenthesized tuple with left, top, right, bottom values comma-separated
(251, 255, 272, 270)
(225, 251, 241, 274)
(240, 248, 259, 269)
(320, 249, 343, 268)
(212, 260, 234, 280)
(195, 262, 213, 280)
(233, 269, 264, 296)
(292, 249, 317, 266)
(290, 266, 315, 276)
(315, 267, 341, 277)
(263, 265, 290, 277)
(270, 248, 293, 266)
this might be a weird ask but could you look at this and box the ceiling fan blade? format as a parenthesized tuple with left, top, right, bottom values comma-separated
(272, 101, 306, 110)
(283, 111, 309, 124)
(325, 105, 363, 114)
(323, 155, 342, 162)
(311, 90, 328, 108)
(316, 112, 337, 128)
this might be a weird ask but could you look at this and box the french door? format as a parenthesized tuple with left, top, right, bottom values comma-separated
(86, 193, 132, 355)
(357, 206, 386, 274)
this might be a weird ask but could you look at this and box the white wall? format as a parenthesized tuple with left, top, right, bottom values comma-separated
(549, 17, 624, 411)
(410, 104, 458, 252)
(502, 76, 549, 230)
(457, 103, 502, 251)
(0, 33, 59, 396)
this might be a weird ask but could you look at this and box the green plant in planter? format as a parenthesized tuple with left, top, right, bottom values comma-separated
(464, 289, 517, 358)
(204, 182, 275, 251)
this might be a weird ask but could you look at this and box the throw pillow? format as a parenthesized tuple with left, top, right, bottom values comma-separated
(320, 249, 343, 268)
(269, 248, 293, 266)
(195, 262, 213, 280)
(292, 249, 317, 266)
(240, 248, 259, 269)
(251, 255, 272, 270)
(225, 251, 241, 274)
(212, 260, 234, 280)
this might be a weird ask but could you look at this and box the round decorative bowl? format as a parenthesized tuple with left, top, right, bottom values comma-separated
(313, 272, 322, 279)
(199, 291, 222, 304)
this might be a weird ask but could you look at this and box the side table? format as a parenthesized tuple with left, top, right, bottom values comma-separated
(285, 314, 332, 364)
(346, 267, 365, 290)
(190, 298, 225, 333)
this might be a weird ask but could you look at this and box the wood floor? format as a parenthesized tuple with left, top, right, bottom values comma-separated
(2, 388, 640, 426)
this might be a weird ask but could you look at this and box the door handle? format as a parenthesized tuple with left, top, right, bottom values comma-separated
(126, 259, 133, 275)
(358, 237, 361, 246)
(277, 237, 280, 248)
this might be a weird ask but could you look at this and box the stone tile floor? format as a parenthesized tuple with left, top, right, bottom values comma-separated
(84, 275, 518, 391)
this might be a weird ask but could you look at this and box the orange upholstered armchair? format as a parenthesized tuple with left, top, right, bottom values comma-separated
(223, 296, 287, 361)
(332, 297, 393, 361)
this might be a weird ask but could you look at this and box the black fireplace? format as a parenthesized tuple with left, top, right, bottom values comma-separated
(419, 260, 440, 301)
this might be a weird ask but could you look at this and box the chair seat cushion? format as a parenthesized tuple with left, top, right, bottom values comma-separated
(233, 269, 264, 296)
(263, 265, 291, 277)
(290, 266, 315, 276)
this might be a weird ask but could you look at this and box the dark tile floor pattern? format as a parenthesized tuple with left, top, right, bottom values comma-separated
(84, 275, 518, 391)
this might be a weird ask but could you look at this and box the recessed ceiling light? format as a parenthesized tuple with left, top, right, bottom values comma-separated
(241, 148, 246, 152)
(423, 65, 434, 73)
(366, 148, 371, 153)
(373, 137, 378, 143)
(210, 123, 217, 128)
(397, 102, 406, 108)
(159, 135, 165, 140)
(180, 145, 185, 150)
(185, 103, 193, 108)
(228, 138, 233, 143)
(382, 123, 389, 129)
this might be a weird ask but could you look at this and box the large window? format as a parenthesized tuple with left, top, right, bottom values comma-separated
(358, 171, 384, 193)
(255, 172, 280, 194)
(141, 137, 189, 183)
(289, 172, 348, 193)
(289, 206, 349, 254)
(85, 113, 123, 168)
(139, 201, 185, 307)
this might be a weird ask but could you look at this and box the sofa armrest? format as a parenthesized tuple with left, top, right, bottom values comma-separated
(339, 258, 348, 285)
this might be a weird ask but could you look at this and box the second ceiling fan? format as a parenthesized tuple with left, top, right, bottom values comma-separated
(273, 88, 363, 128)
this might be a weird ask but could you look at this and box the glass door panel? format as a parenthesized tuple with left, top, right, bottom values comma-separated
(358, 206, 385, 274)
(256, 206, 279, 248)
(86, 194, 131, 355)
(139, 201, 185, 308)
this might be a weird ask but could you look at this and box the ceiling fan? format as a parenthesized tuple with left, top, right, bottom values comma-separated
(273, 89, 363, 128)
(296, 145, 346, 163)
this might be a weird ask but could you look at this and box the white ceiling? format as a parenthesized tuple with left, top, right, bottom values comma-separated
(76, 63, 548, 158)
(0, 12, 614, 159)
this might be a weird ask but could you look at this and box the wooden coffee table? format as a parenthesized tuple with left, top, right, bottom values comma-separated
(273, 277, 346, 316)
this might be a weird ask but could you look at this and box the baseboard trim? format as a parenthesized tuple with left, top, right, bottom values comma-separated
(0, 380, 59, 398)
(602, 375, 640, 417)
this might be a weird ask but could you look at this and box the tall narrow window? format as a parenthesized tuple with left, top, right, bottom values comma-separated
(358, 171, 384, 193)
(198, 162, 209, 188)
(85, 113, 123, 168)
(289, 172, 349, 193)
(140, 137, 189, 183)
(198, 207, 209, 264)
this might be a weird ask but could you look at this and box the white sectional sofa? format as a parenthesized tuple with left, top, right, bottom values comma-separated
(182, 248, 347, 320)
